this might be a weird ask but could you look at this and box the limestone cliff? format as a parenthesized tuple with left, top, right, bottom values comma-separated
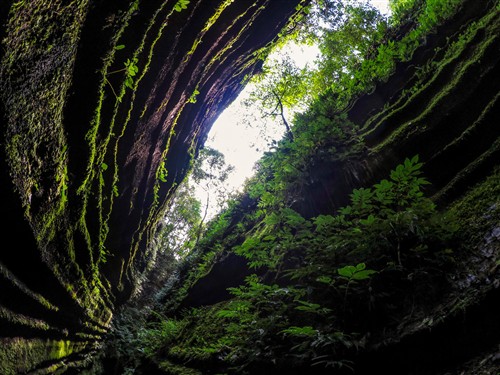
(0, 0, 301, 373)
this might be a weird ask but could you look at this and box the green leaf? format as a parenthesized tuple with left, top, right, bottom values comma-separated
(337, 265, 356, 278)
(264, 212, 280, 226)
(295, 300, 321, 312)
(187, 88, 200, 103)
(356, 263, 366, 271)
(338, 264, 376, 280)
(352, 269, 376, 280)
(101, 162, 108, 171)
(360, 215, 375, 226)
(283, 208, 306, 227)
(314, 215, 335, 228)
(281, 326, 317, 337)
(216, 309, 239, 318)
(339, 206, 352, 216)
(316, 275, 333, 284)
(125, 77, 134, 89)
(174, 0, 190, 12)
(115, 44, 125, 50)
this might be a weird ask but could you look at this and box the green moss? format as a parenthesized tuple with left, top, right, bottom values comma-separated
(84, 0, 181, 271)
(49, 340, 74, 359)
(2, 0, 87, 229)
(183, 0, 236, 62)
(446, 166, 500, 247)
(127, 21, 226, 268)
(205, 7, 257, 70)
(0, 263, 59, 312)
(0, 0, 114, 338)
(75, 1, 144, 268)
(0, 306, 50, 331)
(364, 9, 500, 136)
(0, 338, 88, 375)
(373, 34, 498, 151)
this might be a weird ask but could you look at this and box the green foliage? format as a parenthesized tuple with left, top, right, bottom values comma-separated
(242, 0, 464, 216)
(156, 181, 201, 259)
(139, 317, 184, 357)
(250, 0, 464, 121)
(314, 1, 388, 93)
(125, 1, 472, 372)
(142, 156, 459, 373)
(187, 88, 200, 103)
(337, 263, 376, 281)
(157, 161, 168, 183)
(295, 300, 332, 315)
(191, 146, 235, 228)
(446, 167, 500, 247)
(242, 155, 456, 287)
(105, 54, 140, 101)
(123, 57, 139, 89)
(192, 147, 234, 187)
(247, 0, 388, 118)
(243, 111, 362, 216)
(174, 0, 190, 12)
(281, 326, 317, 337)
(247, 53, 312, 119)
(234, 207, 312, 270)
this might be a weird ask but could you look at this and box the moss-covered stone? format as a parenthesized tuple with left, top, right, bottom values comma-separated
(0, 0, 303, 372)
(0, 338, 89, 375)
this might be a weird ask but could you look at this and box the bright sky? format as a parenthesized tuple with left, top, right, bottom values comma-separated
(371, 0, 391, 14)
(196, 0, 390, 219)
(206, 41, 322, 192)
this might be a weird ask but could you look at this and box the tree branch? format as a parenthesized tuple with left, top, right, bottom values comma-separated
(271, 89, 294, 141)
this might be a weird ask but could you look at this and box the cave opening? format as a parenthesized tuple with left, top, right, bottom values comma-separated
(0, 0, 499, 374)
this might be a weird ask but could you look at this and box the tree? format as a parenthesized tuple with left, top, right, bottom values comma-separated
(158, 182, 202, 259)
(314, 1, 387, 90)
(136, 182, 202, 300)
(244, 0, 386, 140)
(191, 147, 235, 244)
(137, 147, 235, 301)
(245, 53, 314, 141)
(152, 146, 234, 264)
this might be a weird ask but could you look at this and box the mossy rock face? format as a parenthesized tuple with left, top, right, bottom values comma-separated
(0, 0, 301, 372)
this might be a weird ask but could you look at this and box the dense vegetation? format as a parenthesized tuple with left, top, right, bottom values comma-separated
(90, 0, 500, 373)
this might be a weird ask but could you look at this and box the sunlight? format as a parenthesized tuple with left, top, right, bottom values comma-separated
(371, 0, 391, 15)
(204, 42, 323, 197)
(196, 0, 391, 218)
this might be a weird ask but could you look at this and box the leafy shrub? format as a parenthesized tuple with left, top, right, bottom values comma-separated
(146, 156, 458, 373)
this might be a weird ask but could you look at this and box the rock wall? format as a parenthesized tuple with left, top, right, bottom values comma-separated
(302, 0, 500, 216)
(0, 0, 301, 373)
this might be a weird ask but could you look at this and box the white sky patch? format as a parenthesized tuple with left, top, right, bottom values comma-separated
(195, 0, 390, 219)
(205, 43, 320, 194)
(206, 88, 268, 191)
(281, 43, 321, 69)
(371, 0, 391, 15)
